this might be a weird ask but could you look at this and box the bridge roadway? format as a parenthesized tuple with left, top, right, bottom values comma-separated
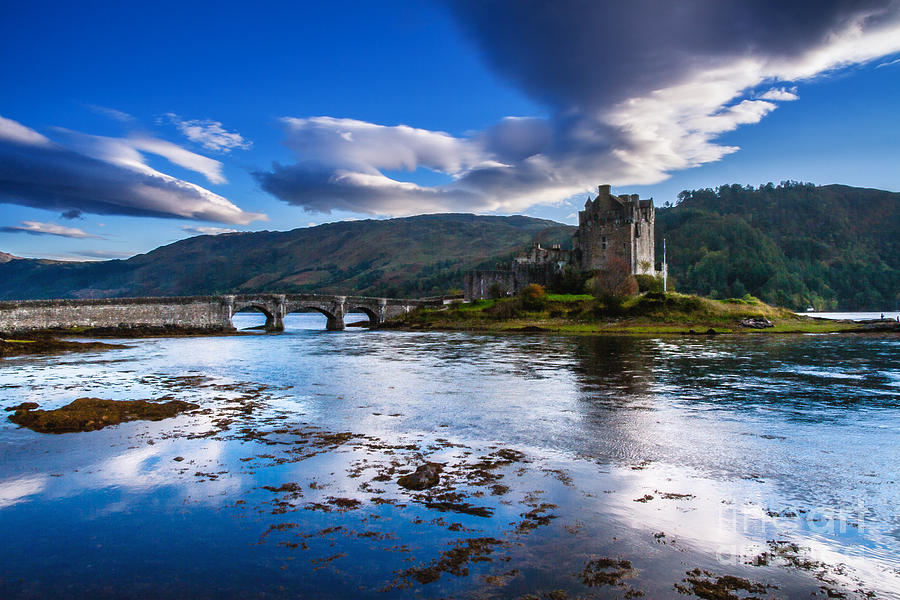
(0, 293, 441, 334)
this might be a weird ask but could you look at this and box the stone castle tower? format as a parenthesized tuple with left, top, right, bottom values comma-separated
(463, 184, 658, 300)
(573, 184, 655, 275)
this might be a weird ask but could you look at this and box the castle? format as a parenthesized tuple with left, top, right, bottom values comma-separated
(464, 184, 658, 300)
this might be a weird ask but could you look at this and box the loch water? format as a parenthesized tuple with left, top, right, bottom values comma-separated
(1, 314, 898, 599)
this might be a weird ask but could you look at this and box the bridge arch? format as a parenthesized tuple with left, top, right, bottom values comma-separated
(283, 306, 341, 330)
(347, 305, 380, 328)
(231, 302, 279, 332)
(282, 300, 344, 331)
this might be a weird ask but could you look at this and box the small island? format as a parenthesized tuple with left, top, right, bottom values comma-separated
(386, 287, 896, 335)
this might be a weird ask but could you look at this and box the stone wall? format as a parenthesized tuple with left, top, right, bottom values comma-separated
(464, 264, 558, 300)
(0, 296, 232, 335)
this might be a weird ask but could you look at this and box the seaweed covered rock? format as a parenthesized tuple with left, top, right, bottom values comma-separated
(397, 462, 443, 490)
(740, 317, 774, 328)
(8, 397, 199, 433)
(0, 337, 124, 357)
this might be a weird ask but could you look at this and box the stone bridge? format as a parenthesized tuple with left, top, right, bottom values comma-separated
(0, 293, 440, 335)
(226, 293, 432, 331)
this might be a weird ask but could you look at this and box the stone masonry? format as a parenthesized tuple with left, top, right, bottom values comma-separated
(0, 294, 439, 335)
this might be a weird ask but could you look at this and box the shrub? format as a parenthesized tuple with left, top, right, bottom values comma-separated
(488, 282, 508, 299)
(488, 298, 522, 319)
(598, 295, 626, 315)
(551, 267, 590, 294)
(519, 283, 547, 311)
(635, 274, 665, 293)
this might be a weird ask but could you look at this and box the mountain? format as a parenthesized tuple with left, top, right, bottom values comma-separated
(0, 252, 21, 263)
(655, 182, 899, 310)
(0, 214, 573, 300)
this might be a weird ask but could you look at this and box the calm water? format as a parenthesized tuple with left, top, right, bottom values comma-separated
(799, 311, 900, 321)
(1, 314, 898, 599)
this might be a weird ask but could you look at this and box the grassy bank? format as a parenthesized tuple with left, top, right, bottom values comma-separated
(385, 292, 880, 335)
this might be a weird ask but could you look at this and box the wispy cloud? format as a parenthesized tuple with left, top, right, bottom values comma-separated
(181, 225, 239, 236)
(86, 104, 135, 123)
(0, 115, 266, 225)
(164, 113, 251, 152)
(875, 56, 900, 68)
(0, 220, 103, 239)
(255, 1, 900, 215)
(70, 249, 134, 260)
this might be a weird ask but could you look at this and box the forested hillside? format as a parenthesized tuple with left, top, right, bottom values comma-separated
(656, 182, 899, 310)
(0, 214, 572, 300)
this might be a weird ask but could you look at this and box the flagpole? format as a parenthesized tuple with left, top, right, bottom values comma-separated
(663, 238, 667, 293)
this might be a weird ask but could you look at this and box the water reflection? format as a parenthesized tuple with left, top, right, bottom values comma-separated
(0, 321, 897, 598)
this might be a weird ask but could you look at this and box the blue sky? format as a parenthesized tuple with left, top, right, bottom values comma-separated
(1, 0, 899, 260)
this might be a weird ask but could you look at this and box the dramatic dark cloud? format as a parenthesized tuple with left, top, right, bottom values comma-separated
(447, 0, 897, 111)
(256, 0, 900, 215)
(0, 115, 266, 225)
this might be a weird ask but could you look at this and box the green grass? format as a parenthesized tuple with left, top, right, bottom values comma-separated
(545, 293, 594, 302)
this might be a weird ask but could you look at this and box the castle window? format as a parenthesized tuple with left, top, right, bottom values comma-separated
(601, 236, 606, 250)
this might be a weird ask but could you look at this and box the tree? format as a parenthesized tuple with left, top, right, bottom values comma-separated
(591, 256, 639, 299)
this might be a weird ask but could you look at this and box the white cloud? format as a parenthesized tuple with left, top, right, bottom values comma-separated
(1, 220, 103, 239)
(74, 249, 134, 259)
(279, 116, 485, 175)
(165, 113, 251, 152)
(0, 115, 266, 225)
(758, 88, 800, 101)
(181, 225, 239, 236)
(129, 136, 226, 184)
(0, 115, 51, 146)
(86, 104, 135, 123)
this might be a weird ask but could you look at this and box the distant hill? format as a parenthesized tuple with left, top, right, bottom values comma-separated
(655, 182, 899, 310)
(0, 214, 573, 300)
(1, 183, 896, 310)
